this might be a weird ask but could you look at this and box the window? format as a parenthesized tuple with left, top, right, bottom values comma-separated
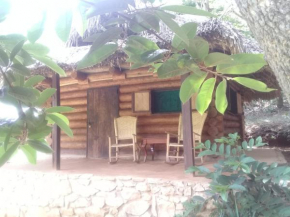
(151, 89, 181, 114)
(227, 87, 238, 114)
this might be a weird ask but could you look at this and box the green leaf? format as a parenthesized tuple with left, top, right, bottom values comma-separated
(46, 113, 73, 137)
(229, 184, 246, 191)
(32, 55, 66, 76)
(46, 106, 74, 113)
(241, 156, 255, 164)
(35, 88, 56, 106)
(186, 36, 209, 60)
(157, 58, 189, 78)
(27, 12, 46, 43)
(28, 125, 52, 140)
(10, 39, 26, 61)
(23, 43, 50, 56)
(8, 86, 40, 103)
(161, 5, 215, 17)
(219, 143, 224, 155)
(11, 63, 30, 76)
(212, 143, 217, 152)
(249, 138, 254, 149)
(124, 36, 159, 55)
(0, 141, 19, 167)
(233, 77, 276, 92)
(20, 145, 36, 164)
(0, 48, 9, 66)
(172, 22, 197, 50)
(90, 27, 122, 53)
(4, 127, 13, 151)
(135, 11, 160, 32)
(24, 75, 45, 87)
(196, 78, 216, 114)
(204, 53, 233, 67)
(216, 54, 267, 75)
(198, 150, 215, 157)
(241, 163, 251, 173)
(242, 141, 247, 150)
(156, 10, 189, 46)
(205, 140, 211, 149)
(226, 145, 231, 156)
(27, 139, 53, 154)
(77, 43, 118, 70)
(180, 71, 207, 103)
(220, 192, 228, 202)
(215, 79, 228, 114)
(55, 9, 73, 42)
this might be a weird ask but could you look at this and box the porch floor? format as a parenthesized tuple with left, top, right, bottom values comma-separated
(2, 148, 286, 182)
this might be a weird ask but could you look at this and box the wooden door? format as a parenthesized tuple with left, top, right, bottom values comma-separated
(87, 86, 119, 158)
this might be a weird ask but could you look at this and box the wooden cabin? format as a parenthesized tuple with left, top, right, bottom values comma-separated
(35, 19, 280, 159)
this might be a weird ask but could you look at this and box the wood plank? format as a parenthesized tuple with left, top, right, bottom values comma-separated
(61, 98, 87, 106)
(52, 73, 61, 170)
(63, 105, 87, 113)
(60, 90, 87, 100)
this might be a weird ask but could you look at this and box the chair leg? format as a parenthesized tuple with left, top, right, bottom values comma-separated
(166, 145, 170, 162)
(133, 144, 136, 162)
(176, 147, 180, 162)
(116, 147, 119, 161)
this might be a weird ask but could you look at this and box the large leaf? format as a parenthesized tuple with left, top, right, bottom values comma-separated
(8, 86, 40, 103)
(32, 55, 66, 76)
(215, 79, 228, 114)
(233, 77, 276, 92)
(196, 78, 216, 114)
(161, 5, 215, 17)
(0, 48, 9, 66)
(204, 53, 234, 67)
(46, 113, 73, 137)
(20, 145, 36, 164)
(124, 36, 159, 55)
(46, 106, 74, 113)
(90, 27, 122, 53)
(23, 43, 50, 56)
(135, 11, 160, 32)
(77, 43, 118, 70)
(27, 12, 46, 43)
(179, 71, 207, 103)
(27, 139, 53, 154)
(55, 9, 73, 42)
(35, 88, 56, 106)
(172, 22, 198, 51)
(0, 141, 19, 167)
(216, 54, 267, 75)
(186, 36, 209, 60)
(157, 58, 189, 78)
(24, 75, 45, 87)
(10, 39, 26, 61)
(11, 63, 30, 76)
(156, 10, 189, 46)
(28, 125, 52, 140)
(3, 126, 13, 151)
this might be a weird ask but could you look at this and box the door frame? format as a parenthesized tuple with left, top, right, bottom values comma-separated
(86, 86, 119, 158)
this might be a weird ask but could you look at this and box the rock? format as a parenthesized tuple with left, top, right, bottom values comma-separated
(157, 200, 175, 217)
(60, 208, 75, 216)
(142, 193, 152, 201)
(132, 177, 145, 182)
(92, 197, 105, 209)
(161, 186, 175, 196)
(121, 188, 141, 201)
(147, 178, 161, 184)
(74, 208, 86, 217)
(78, 178, 91, 186)
(91, 180, 117, 192)
(71, 198, 91, 208)
(65, 194, 79, 207)
(46, 208, 61, 217)
(141, 211, 151, 217)
(86, 207, 104, 217)
(71, 181, 98, 197)
(125, 200, 151, 216)
(105, 196, 123, 208)
(25, 207, 46, 217)
(50, 197, 64, 208)
(184, 187, 192, 196)
(151, 186, 160, 194)
(176, 203, 184, 210)
(123, 181, 136, 187)
(136, 182, 150, 192)
(118, 176, 132, 181)
(6, 206, 19, 217)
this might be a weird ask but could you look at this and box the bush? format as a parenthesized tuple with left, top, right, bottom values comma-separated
(178, 133, 290, 217)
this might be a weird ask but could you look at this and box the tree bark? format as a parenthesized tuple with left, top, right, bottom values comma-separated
(235, 0, 290, 103)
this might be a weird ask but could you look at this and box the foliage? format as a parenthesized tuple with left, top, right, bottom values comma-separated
(0, 0, 275, 165)
(177, 133, 290, 217)
(0, 1, 73, 165)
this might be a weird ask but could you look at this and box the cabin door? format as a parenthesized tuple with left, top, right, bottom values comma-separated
(87, 86, 119, 158)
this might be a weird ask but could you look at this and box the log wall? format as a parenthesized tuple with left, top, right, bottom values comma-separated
(58, 68, 243, 150)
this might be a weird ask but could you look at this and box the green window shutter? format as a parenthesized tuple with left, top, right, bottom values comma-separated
(151, 89, 181, 113)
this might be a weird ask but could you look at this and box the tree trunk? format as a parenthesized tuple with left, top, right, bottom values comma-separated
(234, 0, 290, 103)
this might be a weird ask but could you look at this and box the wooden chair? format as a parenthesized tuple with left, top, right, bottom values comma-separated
(166, 111, 208, 164)
(108, 116, 138, 163)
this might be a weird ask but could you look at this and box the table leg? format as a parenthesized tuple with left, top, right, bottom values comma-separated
(143, 142, 147, 163)
(150, 144, 155, 161)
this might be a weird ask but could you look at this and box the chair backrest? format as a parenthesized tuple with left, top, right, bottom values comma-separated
(178, 111, 208, 141)
(114, 116, 137, 140)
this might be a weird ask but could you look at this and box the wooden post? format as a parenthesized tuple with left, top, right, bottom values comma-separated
(52, 73, 61, 170)
(181, 73, 195, 172)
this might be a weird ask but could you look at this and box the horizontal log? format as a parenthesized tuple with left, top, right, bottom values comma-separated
(224, 121, 241, 128)
(119, 93, 132, 102)
(119, 109, 151, 117)
(61, 128, 87, 135)
(60, 75, 180, 93)
(60, 90, 87, 100)
(137, 125, 177, 134)
(61, 135, 86, 142)
(70, 121, 87, 128)
(119, 80, 181, 94)
(137, 114, 179, 126)
(224, 114, 240, 121)
(88, 72, 113, 82)
(63, 105, 87, 113)
(65, 112, 87, 121)
(60, 77, 78, 87)
(125, 68, 153, 78)
(119, 102, 132, 110)
(61, 142, 86, 149)
(61, 98, 87, 106)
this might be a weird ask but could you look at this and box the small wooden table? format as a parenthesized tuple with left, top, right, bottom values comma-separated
(139, 135, 168, 162)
